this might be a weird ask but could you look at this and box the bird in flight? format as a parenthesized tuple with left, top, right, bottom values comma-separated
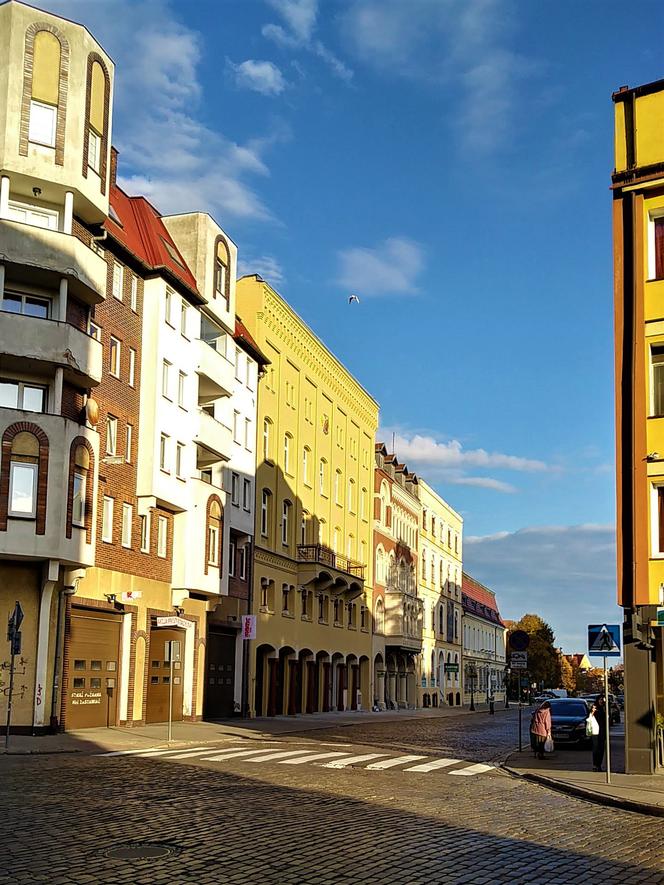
(348, 294, 360, 304)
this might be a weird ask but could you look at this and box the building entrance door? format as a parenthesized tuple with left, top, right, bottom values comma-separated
(66, 608, 122, 729)
(146, 625, 185, 723)
(204, 629, 236, 718)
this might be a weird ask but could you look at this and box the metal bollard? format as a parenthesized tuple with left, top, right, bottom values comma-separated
(489, 699, 495, 715)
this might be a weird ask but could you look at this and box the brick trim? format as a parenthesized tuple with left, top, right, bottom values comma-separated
(19, 21, 69, 165)
(204, 493, 223, 576)
(212, 236, 231, 307)
(0, 422, 49, 534)
(58, 592, 72, 730)
(65, 436, 95, 542)
(82, 52, 111, 194)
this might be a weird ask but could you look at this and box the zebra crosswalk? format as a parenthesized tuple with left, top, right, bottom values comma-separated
(95, 744, 496, 777)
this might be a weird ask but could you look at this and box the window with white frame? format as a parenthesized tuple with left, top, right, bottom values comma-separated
(157, 516, 168, 558)
(176, 371, 186, 409)
(233, 411, 241, 444)
(649, 212, 664, 280)
(125, 424, 133, 463)
(162, 360, 171, 399)
(102, 496, 114, 542)
(160, 433, 169, 471)
(0, 380, 46, 413)
(243, 478, 251, 511)
(238, 544, 247, 579)
(140, 513, 150, 553)
(9, 462, 37, 518)
(231, 472, 240, 506)
(284, 433, 292, 474)
(130, 275, 138, 312)
(348, 478, 355, 513)
(6, 204, 57, 232)
(122, 503, 132, 548)
(261, 489, 270, 536)
(282, 500, 291, 546)
(207, 525, 219, 566)
(128, 348, 136, 387)
(263, 418, 272, 461)
(2, 289, 50, 317)
(180, 301, 188, 337)
(89, 319, 102, 342)
(106, 415, 117, 455)
(112, 262, 123, 300)
(651, 345, 664, 417)
(334, 469, 342, 505)
(165, 287, 174, 326)
(72, 472, 86, 527)
(651, 483, 664, 556)
(303, 446, 310, 486)
(229, 539, 236, 576)
(109, 336, 121, 378)
(176, 441, 185, 479)
(235, 348, 243, 381)
(88, 128, 101, 174)
(319, 459, 327, 496)
(28, 100, 56, 147)
(245, 417, 252, 451)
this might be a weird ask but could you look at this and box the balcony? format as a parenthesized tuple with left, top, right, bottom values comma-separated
(0, 311, 102, 386)
(196, 337, 234, 399)
(194, 409, 232, 466)
(383, 589, 424, 652)
(0, 407, 99, 567)
(297, 544, 365, 601)
(0, 219, 107, 304)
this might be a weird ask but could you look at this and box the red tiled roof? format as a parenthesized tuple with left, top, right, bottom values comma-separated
(234, 317, 269, 366)
(105, 184, 199, 297)
(462, 572, 505, 627)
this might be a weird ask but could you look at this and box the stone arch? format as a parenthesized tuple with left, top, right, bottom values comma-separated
(82, 52, 111, 191)
(66, 436, 95, 541)
(0, 421, 49, 534)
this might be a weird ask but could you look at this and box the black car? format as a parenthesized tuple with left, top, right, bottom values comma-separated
(537, 698, 591, 748)
(578, 694, 621, 725)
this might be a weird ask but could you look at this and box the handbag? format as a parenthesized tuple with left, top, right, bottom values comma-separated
(544, 735, 554, 753)
(585, 717, 594, 737)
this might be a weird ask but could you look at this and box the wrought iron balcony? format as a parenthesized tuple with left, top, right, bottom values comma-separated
(297, 544, 365, 579)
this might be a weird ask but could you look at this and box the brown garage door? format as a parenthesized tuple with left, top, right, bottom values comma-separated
(146, 626, 185, 723)
(66, 608, 122, 729)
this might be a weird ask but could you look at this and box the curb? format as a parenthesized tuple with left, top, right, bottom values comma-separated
(1, 748, 81, 756)
(502, 761, 664, 818)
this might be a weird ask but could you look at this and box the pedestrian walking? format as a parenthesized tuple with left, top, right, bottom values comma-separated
(530, 700, 552, 760)
(588, 699, 607, 772)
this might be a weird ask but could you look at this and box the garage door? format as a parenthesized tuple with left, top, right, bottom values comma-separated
(204, 630, 237, 719)
(66, 608, 122, 729)
(146, 626, 185, 724)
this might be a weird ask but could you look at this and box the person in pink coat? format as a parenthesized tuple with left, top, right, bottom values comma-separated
(530, 701, 552, 760)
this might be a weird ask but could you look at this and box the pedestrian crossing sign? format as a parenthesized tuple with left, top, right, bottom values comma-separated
(587, 623, 621, 657)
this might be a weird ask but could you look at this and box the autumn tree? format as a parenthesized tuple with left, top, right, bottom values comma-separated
(560, 656, 575, 693)
(507, 614, 560, 688)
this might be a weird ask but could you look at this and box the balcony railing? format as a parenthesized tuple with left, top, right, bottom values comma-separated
(297, 544, 365, 579)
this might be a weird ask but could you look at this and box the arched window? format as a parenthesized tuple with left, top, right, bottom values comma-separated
(21, 24, 69, 165)
(66, 437, 94, 542)
(83, 53, 110, 191)
(360, 539, 366, 566)
(374, 597, 385, 634)
(262, 418, 272, 461)
(421, 549, 427, 582)
(439, 603, 445, 635)
(283, 433, 292, 474)
(333, 526, 341, 552)
(213, 236, 231, 306)
(360, 486, 367, 520)
(1, 423, 49, 535)
(205, 496, 223, 571)
(281, 500, 291, 546)
(431, 553, 436, 585)
(346, 533, 354, 559)
(300, 511, 308, 545)
(318, 517, 326, 545)
(334, 469, 342, 505)
(302, 446, 311, 485)
(260, 489, 271, 537)
(375, 546, 384, 584)
(319, 458, 327, 495)
(348, 478, 355, 513)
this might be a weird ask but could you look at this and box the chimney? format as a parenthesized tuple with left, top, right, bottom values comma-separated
(110, 146, 118, 188)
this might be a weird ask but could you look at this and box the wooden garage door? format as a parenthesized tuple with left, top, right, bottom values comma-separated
(66, 609, 122, 729)
(204, 630, 236, 719)
(146, 627, 185, 724)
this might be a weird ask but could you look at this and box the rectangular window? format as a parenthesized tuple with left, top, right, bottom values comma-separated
(8, 462, 37, 518)
(281, 501, 290, 546)
(0, 381, 46, 413)
(165, 287, 174, 326)
(178, 371, 186, 409)
(140, 513, 150, 553)
(231, 472, 240, 506)
(207, 525, 219, 566)
(215, 259, 226, 297)
(157, 516, 168, 558)
(130, 275, 138, 312)
(2, 290, 50, 317)
(122, 503, 132, 548)
(176, 441, 185, 479)
(89, 319, 101, 341)
(102, 496, 114, 542)
(180, 302, 188, 337)
(233, 410, 241, 444)
(229, 539, 236, 577)
(243, 478, 251, 511)
(244, 417, 252, 451)
(162, 360, 171, 399)
(235, 349, 242, 381)
(106, 415, 117, 455)
(72, 472, 86, 527)
(109, 336, 121, 378)
(128, 348, 136, 387)
(160, 433, 169, 471)
(261, 491, 269, 537)
(238, 545, 247, 580)
(88, 129, 101, 174)
(28, 100, 56, 147)
(112, 262, 123, 301)
(125, 424, 133, 463)
(653, 216, 664, 280)
(652, 345, 664, 416)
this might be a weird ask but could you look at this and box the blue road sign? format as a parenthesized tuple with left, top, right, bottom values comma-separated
(588, 623, 621, 657)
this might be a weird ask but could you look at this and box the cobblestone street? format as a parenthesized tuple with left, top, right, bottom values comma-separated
(4, 715, 664, 884)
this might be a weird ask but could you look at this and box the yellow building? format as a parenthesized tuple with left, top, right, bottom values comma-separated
(613, 78, 664, 773)
(418, 480, 463, 707)
(236, 275, 379, 715)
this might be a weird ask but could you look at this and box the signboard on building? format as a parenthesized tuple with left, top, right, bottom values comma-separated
(156, 616, 191, 630)
(510, 651, 528, 669)
(588, 624, 621, 658)
(444, 662, 459, 674)
(241, 615, 256, 640)
(121, 591, 142, 602)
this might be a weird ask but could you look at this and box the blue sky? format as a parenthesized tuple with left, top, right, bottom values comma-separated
(45, 0, 664, 652)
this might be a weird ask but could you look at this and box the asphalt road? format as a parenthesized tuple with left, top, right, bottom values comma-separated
(3, 710, 664, 885)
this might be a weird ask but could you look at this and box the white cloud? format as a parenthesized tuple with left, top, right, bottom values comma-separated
(41, 0, 282, 223)
(231, 59, 287, 96)
(452, 476, 517, 494)
(238, 254, 285, 286)
(390, 433, 547, 472)
(463, 524, 620, 653)
(263, 0, 353, 82)
(339, 0, 533, 152)
(337, 237, 424, 297)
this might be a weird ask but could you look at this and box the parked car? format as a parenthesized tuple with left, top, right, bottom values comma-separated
(578, 693, 621, 725)
(532, 698, 591, 748)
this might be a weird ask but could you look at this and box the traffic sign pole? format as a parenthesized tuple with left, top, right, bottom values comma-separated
(604, 655, 611, 785)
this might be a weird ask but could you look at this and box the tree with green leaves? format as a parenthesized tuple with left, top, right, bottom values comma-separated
(506, 613, 560, 689)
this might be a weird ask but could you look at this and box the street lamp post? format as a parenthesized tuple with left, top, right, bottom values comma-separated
(504, 665, 511, 709)
(467, 663, 477, 711)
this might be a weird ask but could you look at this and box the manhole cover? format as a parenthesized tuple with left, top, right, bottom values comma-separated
(105, 842, 175, 860)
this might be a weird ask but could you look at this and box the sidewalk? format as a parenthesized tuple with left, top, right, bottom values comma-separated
(1, 702, 502, 755)
(504, 726, 664, 817)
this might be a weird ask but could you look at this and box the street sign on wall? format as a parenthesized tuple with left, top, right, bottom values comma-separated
(241, 615, 256, 640)
(587, 624, 621, 658)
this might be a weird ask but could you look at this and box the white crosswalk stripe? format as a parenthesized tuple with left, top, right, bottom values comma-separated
(167, 747, 244, 760)
(404, 758, 462, 772)
(278, 751, 350, 765)
(97, 746, 210, 757)
(320, 753, 387, 768)
(203, 748, 279, 762)
(365, 755, 427, 770)
(450, 763, 494, 776)
(245, 750, 316, 763)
